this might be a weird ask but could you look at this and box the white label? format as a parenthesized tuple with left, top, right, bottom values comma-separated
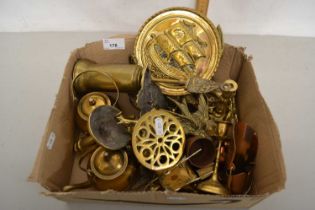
(154, 117, 164, 136)
(102, 38, 125, 50)
(46, 132, 56, 150)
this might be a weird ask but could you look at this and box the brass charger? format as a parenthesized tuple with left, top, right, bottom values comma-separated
(134, 7, 224, 96)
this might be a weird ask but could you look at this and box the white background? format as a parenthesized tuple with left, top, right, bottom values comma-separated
(0, 0, 315, 37)
(0, 0, 315, 210)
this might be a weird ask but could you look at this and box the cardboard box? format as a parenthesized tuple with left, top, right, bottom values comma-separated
(29, 37, 286, 208)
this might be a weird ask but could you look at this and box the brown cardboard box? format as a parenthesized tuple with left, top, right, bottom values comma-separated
(28, 37, 286, 208)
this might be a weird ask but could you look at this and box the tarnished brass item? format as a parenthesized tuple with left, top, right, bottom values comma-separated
(186, 136, 216, 168)
(134, 8, 223, 95)
(73, 59, 142, 96)
(132, 109, 185, 171)
(76, 92, 111, 131)
(89, 106, 130, 150)
(207, 79, 238, 122)
(197, 122, 229, 195)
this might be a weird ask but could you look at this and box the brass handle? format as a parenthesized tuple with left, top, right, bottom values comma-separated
(196, 0, 210, 16)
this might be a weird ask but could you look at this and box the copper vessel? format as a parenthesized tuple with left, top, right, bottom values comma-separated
(186, 136, 216, 168)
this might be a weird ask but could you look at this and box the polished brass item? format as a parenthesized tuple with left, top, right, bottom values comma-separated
(134, 8, 223, 95)
(132, 109, 185, 171)
(76, 92, 111, 131)
(197, 122, 229, 195)
(89, 105, 130, 150)
(186, 136, 216, 168)
(63, 146, 135, 192)
(90, 146, 128, 180)
(73, 59, 142, 96)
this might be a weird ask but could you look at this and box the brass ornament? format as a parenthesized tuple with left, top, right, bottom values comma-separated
(134, 7, 224, 95)
(132, 109, 185, 171)
(76, 92, 111, 131)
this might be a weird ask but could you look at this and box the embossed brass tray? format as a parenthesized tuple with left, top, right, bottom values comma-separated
(134, 7, 224, 95)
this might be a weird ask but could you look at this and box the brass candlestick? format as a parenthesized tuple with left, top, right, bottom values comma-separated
(197, 122, 229, 195)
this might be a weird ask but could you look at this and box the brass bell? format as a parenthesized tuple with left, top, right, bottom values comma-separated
(75, 92, 111, 131)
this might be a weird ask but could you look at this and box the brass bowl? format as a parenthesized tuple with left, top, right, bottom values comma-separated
(93, 163, 136, 191)
(90, 146, 128, 180)
(76, 92, 111, 131)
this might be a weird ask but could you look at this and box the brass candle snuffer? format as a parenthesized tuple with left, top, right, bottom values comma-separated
(63, 7, 258, 195)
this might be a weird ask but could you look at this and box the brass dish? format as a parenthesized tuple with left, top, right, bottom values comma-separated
(88, 105, 130, 150)
(132, 109, 185, 171)
(76, 92, 111, 131)
(134, 7, 223, 95)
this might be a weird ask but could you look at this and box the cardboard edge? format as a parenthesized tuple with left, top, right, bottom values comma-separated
(42, 190, 269, 208)
(28, 48, 81, 187)
(240, 59, 286, 193)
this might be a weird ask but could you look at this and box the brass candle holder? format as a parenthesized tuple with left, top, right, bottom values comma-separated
(197, 122, 229, 195)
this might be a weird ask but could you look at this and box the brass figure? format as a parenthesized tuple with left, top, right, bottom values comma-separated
(76, 92, 111, 131)
(73, 59, 142, 96)
(132, 109, 185, 171)
(197, 122, 229, 195)
(134, 8, 223, 95)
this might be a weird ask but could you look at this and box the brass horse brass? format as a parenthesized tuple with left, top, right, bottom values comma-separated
(132, 109, 185, 171)
(134, 8, 223, 95)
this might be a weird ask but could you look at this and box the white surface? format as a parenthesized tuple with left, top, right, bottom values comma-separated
(0, 0, 315, 37)
(0, 32, 314, 210)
